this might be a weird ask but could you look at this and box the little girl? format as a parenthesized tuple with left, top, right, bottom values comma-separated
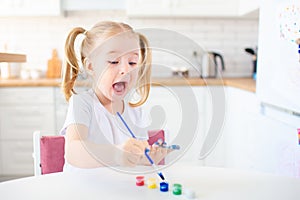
(60, 21, 169, 171)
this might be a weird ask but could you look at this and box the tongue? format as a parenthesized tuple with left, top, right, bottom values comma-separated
(113, 82, 125, 93)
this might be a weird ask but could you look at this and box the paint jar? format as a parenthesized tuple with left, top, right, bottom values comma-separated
(184, 188, 196, 199)
(147, 178, 157, 189)
(159, 182, 169, 192)
(136, 176, 144, 186)
(172, 183, 182, 195)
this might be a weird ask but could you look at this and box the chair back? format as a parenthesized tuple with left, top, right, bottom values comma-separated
(33, 131, 65, 175)
(40, 135, 65, 175)
(147, 130, 165, 165)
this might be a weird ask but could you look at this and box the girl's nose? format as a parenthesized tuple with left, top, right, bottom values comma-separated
(119, 62, 129, 75)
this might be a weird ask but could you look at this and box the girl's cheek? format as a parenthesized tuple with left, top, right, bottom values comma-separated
(95, 66, 110, 82)
(130, 72, 139, 88)
(130, 67, 139, 76)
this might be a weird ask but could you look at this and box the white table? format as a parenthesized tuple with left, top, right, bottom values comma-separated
(1, 163, 300, 200)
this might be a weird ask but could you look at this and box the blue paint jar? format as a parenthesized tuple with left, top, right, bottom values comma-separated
(160, 182, 169, 192)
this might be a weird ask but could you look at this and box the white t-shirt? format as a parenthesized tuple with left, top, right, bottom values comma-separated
(60, 89, 149, 171)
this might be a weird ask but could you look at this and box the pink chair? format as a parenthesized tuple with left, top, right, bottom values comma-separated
(147, 130, 165, 165)
(33, 131, 65, 175)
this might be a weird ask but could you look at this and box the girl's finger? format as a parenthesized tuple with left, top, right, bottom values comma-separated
(131, 140, 149, 152)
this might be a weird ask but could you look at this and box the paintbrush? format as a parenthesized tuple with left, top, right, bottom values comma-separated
(116, 112, 166, 181)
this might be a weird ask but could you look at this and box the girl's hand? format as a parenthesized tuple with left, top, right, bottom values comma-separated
(121, 138, 150, 167)
(139, 146, 173, 166)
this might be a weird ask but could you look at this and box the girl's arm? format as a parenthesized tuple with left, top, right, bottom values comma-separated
(65, 124, 110, 168)
(65, 124, 151, 168)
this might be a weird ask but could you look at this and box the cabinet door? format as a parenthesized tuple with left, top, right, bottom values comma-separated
(0, 105, 55, 140)
(143, 86, 206, 164)
(64, 0, 125, 11)
(0, 0, 61, 16)
(126, 0, 171, 17)
(127, 0, 257, 17)
(172, 0, 239, 17)
(238, 0, 259, 16)
(178, 86, 207, 163)
(0, 140, 33, 175)
(0, 87, 54, 105)
(0, 87, 56, 176)
(199, 86, 228, 167)
(221, 87, 262, 169)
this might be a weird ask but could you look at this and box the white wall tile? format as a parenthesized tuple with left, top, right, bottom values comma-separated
(0, 11, 258, 77)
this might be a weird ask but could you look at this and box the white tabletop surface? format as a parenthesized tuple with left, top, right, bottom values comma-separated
(1, 163, 300, 200)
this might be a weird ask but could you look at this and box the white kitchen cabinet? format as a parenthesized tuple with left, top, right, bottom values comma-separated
(0, 0, 61, 16)
(198, 86, 228, 167)
(220, 87, 260, 169)
(143, 86, 208, 164)
(142, 85, 229, 166)
(126, 0, 171, 17)
(238, 0, 259, 16)
(0, 106, 55, 140)
(0, 87, 55, 176)
(171, 0, 238, 17)
(126, 0, 259, 18)
(0, 86, 91, 176)
(63, 0, 125, 11)
(0, 141, 33, 175)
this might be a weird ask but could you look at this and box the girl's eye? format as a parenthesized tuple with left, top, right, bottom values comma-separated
(129, 62, 137, 66)
(108, 61, 119, 64)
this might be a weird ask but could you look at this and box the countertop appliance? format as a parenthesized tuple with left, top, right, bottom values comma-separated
(201, 51, 225, 78)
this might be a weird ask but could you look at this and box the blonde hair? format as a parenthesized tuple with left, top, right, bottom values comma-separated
(62, 21, 152, 107)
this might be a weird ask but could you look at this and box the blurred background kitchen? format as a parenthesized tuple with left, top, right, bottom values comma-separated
(0, 0, 259, 78)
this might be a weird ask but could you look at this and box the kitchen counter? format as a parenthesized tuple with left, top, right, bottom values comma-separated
(0, 77, 256, 92)
(151, 77, 256, 92)
(0, 78, 61, 87)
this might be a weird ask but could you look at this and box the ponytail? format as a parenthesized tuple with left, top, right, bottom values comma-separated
(62, 27, 86, 101)
(129, 33, 152, 107)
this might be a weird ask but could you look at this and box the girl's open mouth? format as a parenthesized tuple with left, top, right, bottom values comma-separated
(112, 81, 127, 95)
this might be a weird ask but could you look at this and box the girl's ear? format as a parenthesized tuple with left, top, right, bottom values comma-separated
(87, 62, 93, 71)
(85, 59, 94, 75)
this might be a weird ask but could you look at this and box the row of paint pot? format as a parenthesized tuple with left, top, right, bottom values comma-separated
(136, 176, 196, 199)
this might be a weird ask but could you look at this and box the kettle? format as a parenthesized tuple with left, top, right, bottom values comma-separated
(201, 51, 225, 78)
